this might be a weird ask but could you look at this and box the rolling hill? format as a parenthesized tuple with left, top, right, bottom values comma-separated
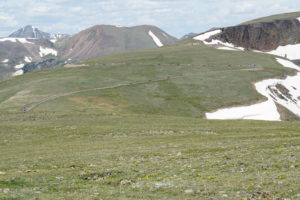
(0, 12, 300, 200)
(241, 11, 300, 25)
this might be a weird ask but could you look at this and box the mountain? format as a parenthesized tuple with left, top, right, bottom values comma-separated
(62, 25, 177, 61)
(2, 15, 300, 121)
(1, 13, 300, 199)
(50, 34, 70, 43)
(0, 24, 177, 79)
(0, 38, 58, 79)
(8, 25, 70, 43)
(9, 25, 51, 39)
(181, 32, 197, 40)
(194, 12, 300, 60)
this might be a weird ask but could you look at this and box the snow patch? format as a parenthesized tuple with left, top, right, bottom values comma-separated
(276, 58, 300, 71)
(39, 46, 58, 57)
(14, 64, 25, 70)
(194, 30, 221, 41)
(194, 30, 245, 51)
(217, 47, 239, 51)
(297, 17, 300, 22)
(13, 69, 24, 76)
(0, 38, 33, 44)
(24, 56, 32, 63)
(206, 58, 300, 121)
(33, 26, 37, 38)
(1, 59, 9, 63)
(267, 44, 300, 60)
(206, 39, 245, 51)
(148, 30, 163, 47)
(206, 99, 280, 121)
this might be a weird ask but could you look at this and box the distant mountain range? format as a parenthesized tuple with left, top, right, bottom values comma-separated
(2, 12, 300, 80)
(0, 24, 177, 79)
(181, 32, 197, 40)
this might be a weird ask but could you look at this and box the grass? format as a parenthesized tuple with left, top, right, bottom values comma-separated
(0, 111, 299, 199)
(0, 40, 299, 199)
(241, 11, 300, 25)
(0, 42, 295, 118)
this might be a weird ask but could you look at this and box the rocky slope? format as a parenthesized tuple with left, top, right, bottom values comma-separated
(62, 25, 177, 61)
(194, 13, 300, 60)
(0, 38, 58, 79)
(9, 25, 51, 39)
(214, 18, 300, 51)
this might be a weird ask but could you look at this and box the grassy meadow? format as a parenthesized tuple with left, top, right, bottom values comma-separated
(0, 42, 299, 199)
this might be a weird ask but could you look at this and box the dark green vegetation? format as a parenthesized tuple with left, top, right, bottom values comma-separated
(0, 39, 299, 199)
(22, 58, 65, 74)
(241, 11, 300, 25)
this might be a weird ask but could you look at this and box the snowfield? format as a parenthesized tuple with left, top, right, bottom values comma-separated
(24, 56, 32, 63)
(12, 69, 24, 76)
(194, 30, 221, 41)
(206, 58, 300, 121)
(148, 30, 163, 47)
(14, 64, 25, 70)
(1, 59, 9, 63)
(39, 46, 58, 57)
(194, 30, 245, 51)
(297, 17, 300, 22)
(267, 44, 300, 60)
(217, 47, 239, 51)
(0, 38, 33, 44)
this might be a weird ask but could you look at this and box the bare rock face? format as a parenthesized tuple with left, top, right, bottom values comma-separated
(212, 19, 300, 51)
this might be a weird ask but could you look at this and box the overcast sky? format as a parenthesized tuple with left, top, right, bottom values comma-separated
(0, 0, 300, 38)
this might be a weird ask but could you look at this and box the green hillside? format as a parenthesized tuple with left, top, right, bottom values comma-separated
(241, 11, 300, 25)
(0, 40, 299, 199)
(0, 41, 294, 117)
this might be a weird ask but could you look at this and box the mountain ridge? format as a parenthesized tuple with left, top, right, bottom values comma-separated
(62, 24, 178, 61)
(193, 12, 300, 60)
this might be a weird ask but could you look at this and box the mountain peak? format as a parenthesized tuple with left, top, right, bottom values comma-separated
(9, 25, 51, 39)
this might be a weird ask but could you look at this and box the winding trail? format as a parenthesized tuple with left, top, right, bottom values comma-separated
(21, 78, 168, 111)
(21, 68, 255, 112)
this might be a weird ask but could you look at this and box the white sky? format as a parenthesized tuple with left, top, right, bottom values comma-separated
(0, 0, 299, 38)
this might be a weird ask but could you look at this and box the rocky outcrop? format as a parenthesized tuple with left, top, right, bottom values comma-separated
(23, 58, 65, 73)
(211, 19, 300, 51)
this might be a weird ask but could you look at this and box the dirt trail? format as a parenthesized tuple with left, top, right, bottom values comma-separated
(21, 69, 246, 111)
(21, 78, 168, 111)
